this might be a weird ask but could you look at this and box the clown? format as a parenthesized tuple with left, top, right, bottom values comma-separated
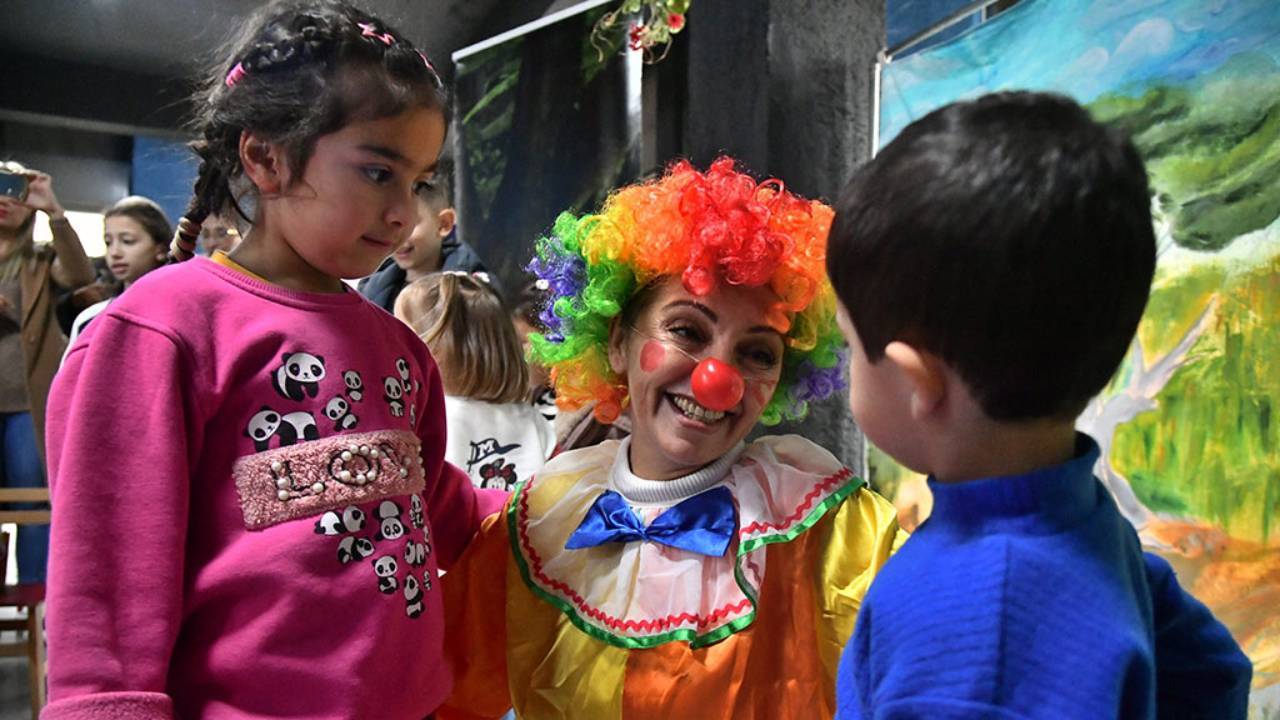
(439, 158, 905, 719)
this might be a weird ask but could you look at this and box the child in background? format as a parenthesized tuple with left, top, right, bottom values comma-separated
(64, 195, 172, 349)
(198, 212, 242, 255)
(396, 272, 554, 492)
(43, 2, 501, 718)
(828, 91, 1251, 718)
(359, 158, 494, 310)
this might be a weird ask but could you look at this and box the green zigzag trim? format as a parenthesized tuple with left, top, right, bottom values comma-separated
(738, 477, 864, 555)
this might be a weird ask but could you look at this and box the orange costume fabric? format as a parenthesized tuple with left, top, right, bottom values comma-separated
(439, 435, 904, 719)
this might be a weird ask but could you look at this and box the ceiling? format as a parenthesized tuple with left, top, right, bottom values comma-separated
(1, 0, 584, 133)
(2, 0, 569, 77)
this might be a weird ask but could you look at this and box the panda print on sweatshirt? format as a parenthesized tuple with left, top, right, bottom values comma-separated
(383, 376, 405, 418)
(311, 494, 434, 617)
(244, 407, 320, 452)
(342, 370, 364, 402)
(323, 396, 359, 432)
(272, 352, 326, 402)
(236, 348, 434, 617)
(246, 351, 426, 457)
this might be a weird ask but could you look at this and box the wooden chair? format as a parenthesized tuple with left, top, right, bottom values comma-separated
(0, 486, 50, 718)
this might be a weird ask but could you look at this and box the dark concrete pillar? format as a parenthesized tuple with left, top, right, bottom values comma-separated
(684, 0, 773, 173)
(767, 0, 884, 199)
(684, 0, 886, 472)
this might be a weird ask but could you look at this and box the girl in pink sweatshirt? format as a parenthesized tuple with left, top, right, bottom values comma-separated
(42, 2, 502, 718)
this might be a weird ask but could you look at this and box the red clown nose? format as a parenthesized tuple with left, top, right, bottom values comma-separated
(691, 358, 745, 413)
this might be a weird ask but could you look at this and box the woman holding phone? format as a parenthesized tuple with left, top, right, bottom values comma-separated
(0, 160, 95, 583)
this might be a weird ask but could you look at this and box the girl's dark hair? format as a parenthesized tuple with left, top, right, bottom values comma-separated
(105, 196, 172, 247)
(171, 0, 447, 259)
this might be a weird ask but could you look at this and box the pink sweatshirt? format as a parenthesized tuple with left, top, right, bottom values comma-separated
(43, 258, 505, 719)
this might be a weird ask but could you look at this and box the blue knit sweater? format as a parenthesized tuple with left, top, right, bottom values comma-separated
(837, 435, 1251, 719)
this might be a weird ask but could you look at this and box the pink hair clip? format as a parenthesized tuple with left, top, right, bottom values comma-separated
(359, 22, 395, 46)
(416, 50, 442, 86)
(225, 62, 247, 88)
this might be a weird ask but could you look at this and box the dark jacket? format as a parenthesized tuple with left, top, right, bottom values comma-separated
(358, 230, 496, 312)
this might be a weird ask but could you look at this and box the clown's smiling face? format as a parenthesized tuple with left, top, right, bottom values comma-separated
(610, 278, 785, 480)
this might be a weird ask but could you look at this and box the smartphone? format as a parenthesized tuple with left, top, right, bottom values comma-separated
(0, 171, 28, 201)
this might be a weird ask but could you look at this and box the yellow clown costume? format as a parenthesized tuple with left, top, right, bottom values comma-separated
(439, 435, 904, 719)
(438, 158, 904, 718)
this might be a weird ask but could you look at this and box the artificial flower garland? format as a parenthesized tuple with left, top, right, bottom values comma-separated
(592, 0, 692, 63)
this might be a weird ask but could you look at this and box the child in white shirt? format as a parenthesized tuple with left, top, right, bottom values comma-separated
(396, 272, 555, 491)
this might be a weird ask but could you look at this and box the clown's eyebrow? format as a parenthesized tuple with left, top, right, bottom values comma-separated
(666, 300, 717, 322)
(665, 300, 781, 337)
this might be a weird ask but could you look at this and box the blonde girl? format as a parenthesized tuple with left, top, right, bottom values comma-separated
(396, 272, 555, 492)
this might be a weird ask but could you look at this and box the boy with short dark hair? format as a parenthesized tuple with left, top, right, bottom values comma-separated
(828, 91, 1251, 718)
(359, 158, 494, 310)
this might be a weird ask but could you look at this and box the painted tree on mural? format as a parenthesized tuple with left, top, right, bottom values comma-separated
(1091, 54, 1280, 253)
(1077, 298, 1216, 528)
(1081, 53, 1280, 543)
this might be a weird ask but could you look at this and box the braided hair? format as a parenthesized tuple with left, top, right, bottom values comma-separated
(171, 0, 446, 260)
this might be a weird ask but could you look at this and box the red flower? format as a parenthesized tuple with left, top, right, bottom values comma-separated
(629, 23, 646, 50)
(668, 13, 686, 31)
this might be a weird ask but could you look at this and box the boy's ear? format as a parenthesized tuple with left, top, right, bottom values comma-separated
(239, 130, 289, 195)
(436, 207, 456, 237)
(607, 317, 629, 377)
(884, 341, 946, 421)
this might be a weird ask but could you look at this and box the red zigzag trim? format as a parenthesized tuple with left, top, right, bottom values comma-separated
(740, 467, 851, 536)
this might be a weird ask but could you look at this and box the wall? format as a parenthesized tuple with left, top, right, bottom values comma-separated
(132, 136, 198, 231)
(684, 0, 886, 471)
(0, 121, 131, 213)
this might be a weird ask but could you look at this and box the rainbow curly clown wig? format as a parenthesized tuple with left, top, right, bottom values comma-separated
(527, 157, 848, 426)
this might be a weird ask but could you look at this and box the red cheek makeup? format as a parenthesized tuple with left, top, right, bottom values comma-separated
(640, 340, 666, 372)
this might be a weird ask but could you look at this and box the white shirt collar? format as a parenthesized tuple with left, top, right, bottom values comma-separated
(608, 436, 746, 506)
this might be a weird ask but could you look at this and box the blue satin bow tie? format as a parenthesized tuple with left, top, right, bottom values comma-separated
(565, 487, 737, 557)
